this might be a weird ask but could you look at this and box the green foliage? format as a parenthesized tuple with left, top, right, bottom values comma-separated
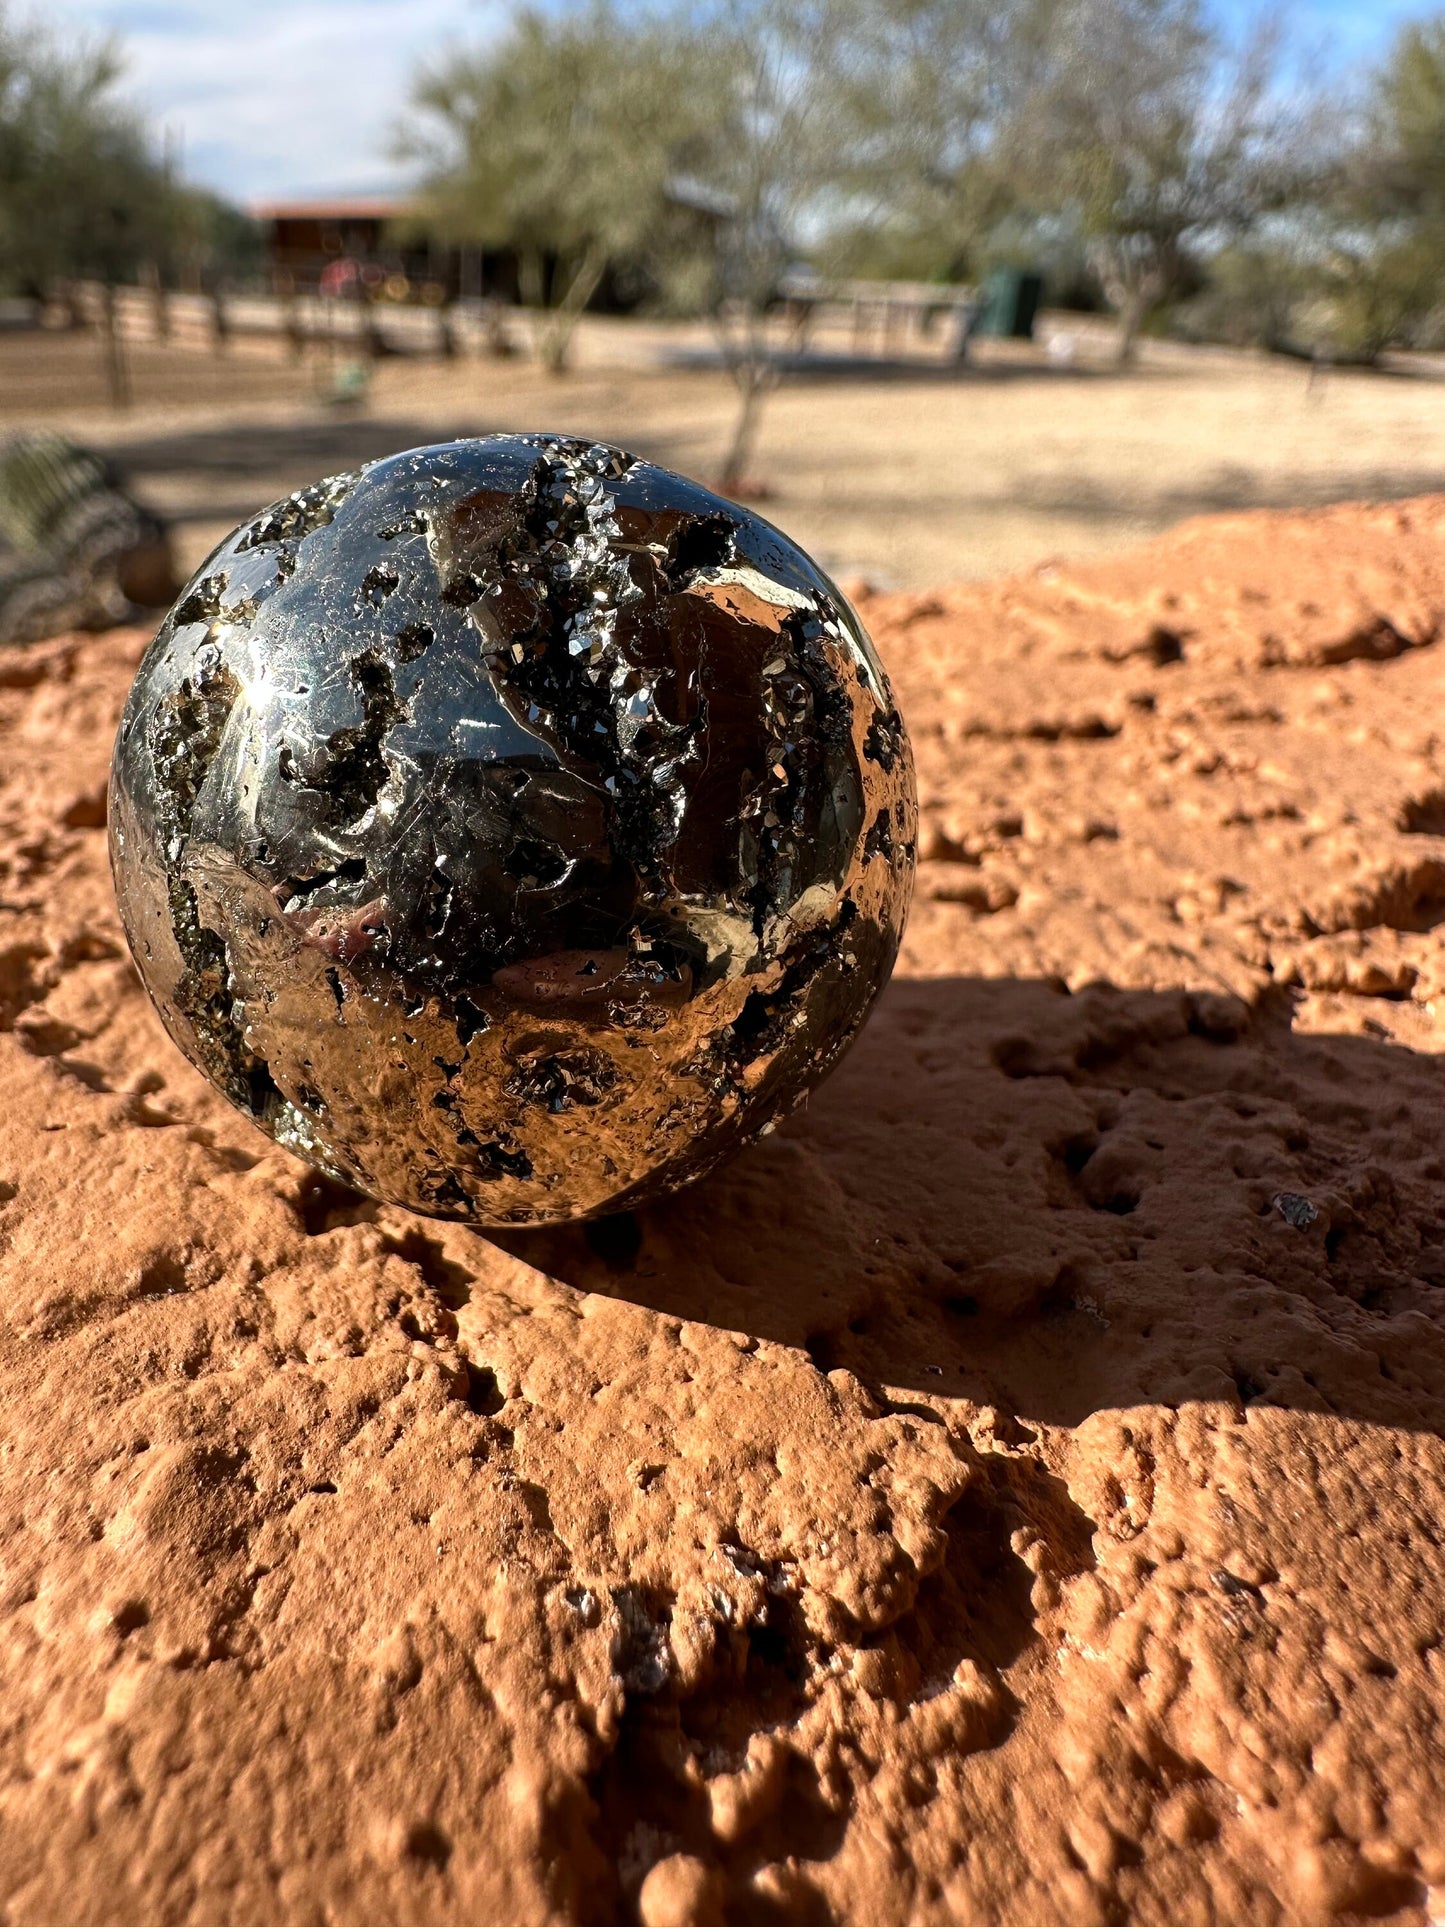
(0, 5, 187, 294)
(1168, 236, 1313, 348)
(170, 187, 265, 286)
(821, 218, 970, 284)
(16, 0, 1445, 377)
(1314, 17, 1445, 357)
(1180, 19, 1445, 364)
(393, 0, 1328, 427)
(1322, 235, 1445, 356)
(1360, 17, 1445, 226)
(401, 0, 877, 390)
(409, 6, 714, 256)
(821, 0, 1062, 280)
(1018, 0, 1310, 358)
(402, 4, 725, 365)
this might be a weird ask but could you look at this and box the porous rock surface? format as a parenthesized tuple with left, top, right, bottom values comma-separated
(2, 496, 1445, 1926)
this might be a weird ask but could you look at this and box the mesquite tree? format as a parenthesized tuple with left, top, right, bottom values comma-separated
(404, 6, 717, 376)
(1030, 0, 1309, 362)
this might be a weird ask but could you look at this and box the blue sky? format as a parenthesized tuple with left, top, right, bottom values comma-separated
(41, 0, 514, 202)
(1222, 0, 1443, 63)
(38, 0, 1445, 205)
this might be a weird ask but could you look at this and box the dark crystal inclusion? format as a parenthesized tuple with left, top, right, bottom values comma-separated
(108, 436, 916, 1224)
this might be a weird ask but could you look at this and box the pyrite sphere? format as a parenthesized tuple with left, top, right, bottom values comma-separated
(109, 437, 916, 1224)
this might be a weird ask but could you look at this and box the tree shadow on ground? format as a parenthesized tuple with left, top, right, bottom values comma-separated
(494, 973, 1445, 1435)
(660, 346, 1110, 385)
(101, 416, 703, 527)
(1007, 465, 1445, 526)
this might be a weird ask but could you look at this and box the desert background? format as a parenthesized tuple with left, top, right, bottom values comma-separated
(10, 321, 1445, 590)
(5, 0, 1445, 1922)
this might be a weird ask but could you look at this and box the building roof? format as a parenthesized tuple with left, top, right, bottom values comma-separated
(252, 199, 407, 222)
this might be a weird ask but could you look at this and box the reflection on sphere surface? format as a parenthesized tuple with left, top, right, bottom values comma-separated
(109, 436, 916, 1224)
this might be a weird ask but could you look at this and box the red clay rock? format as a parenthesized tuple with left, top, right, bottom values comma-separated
(2, 496, 1445, 1924)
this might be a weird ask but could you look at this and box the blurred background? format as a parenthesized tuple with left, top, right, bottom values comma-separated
(5, 0, 1445, 603)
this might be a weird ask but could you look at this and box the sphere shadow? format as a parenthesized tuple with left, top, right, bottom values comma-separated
(492, 973, 1445, 1436)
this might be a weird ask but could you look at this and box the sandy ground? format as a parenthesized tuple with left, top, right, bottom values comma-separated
(2, 495, 1445, 1923)
(5, 321, 1445, 588)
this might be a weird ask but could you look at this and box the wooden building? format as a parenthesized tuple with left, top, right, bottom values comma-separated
(253, 199, 522, 302)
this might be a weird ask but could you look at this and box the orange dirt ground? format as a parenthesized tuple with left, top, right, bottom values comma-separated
(1, 497, 1444, 1925)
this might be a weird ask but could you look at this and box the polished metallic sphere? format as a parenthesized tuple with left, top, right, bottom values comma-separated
(109, 437, 915, 1224)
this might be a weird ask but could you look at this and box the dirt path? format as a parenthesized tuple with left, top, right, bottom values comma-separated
(5, 321, 1445, 585)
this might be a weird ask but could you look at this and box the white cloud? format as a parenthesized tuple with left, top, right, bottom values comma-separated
(38, 0, 510, 202)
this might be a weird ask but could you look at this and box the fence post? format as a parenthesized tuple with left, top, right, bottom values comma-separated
(211, 283, 231, 355)
(101, 281, 132, 410)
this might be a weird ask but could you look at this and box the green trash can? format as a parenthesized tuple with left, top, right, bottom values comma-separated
(972, 268, 1043, 340)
